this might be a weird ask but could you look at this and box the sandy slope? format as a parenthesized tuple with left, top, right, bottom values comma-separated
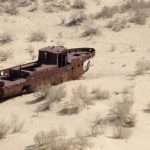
(1, 0, 150, 149)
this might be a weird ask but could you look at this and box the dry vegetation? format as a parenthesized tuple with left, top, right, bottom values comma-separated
(105, 18, 127, 32)
(59, 85, 91, 115)
(95, 0, 150, 20)
(17, 0, 31, 7)
(10, 115, 24, 133)
(43, 1, 69, 13)
(59, 15, 66, 25)
(34, 84, 51, 101)
(86, 115, 104, 137)
(103, 92, 136, 139)
(135, 60, 150, 75)
(94, 6, 119, 19)
(0, 32, 13, 44)
(0, 121, 10, 140)
(43, 0, 70, 13)
(25, 45, 36, 60)
(109, 44, 116, 52)
(81, 26, 99, 37)
(60, 85, 111, 115)
(121, 0, 150, 12)
(47, 85, 66, 102)
(0, 0, 30, 14)
(71, 85, 91, 107)
(43, 3, 54, 13)
(93, 0, 150, 31)
(129, 44, 136, 52)
(0, 50, 13, 62)
(0, 0, 149, 22)
(128, 11, 147, 25)
(145, 102, 150, 112)
(59, 106, 79, 115)
(112, 126, 131, 139)
(66, 11, 86, 26)
(27, 31, 47, 42)
(35, 84, 66, 112)
(91, 87, 110, 100)
(0, 115, 24, 140)
(59, 84, 110, 116)
(72, 0, 86, 9)
(4, 0, 18, 15)
(109, 94, 135, 128)
(30, 127, 90, 150)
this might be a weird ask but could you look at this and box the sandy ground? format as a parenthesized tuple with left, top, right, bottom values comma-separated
(1, 0, 150, 149)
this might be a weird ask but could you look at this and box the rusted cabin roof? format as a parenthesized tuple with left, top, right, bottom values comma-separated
(39, 46, 66, 54)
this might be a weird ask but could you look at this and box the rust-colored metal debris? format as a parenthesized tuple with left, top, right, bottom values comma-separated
(0, 46, 95, 100)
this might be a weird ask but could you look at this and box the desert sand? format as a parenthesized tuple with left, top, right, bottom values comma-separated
(0, 0, 150, 149)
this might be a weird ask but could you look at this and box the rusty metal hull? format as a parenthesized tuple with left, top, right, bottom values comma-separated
(0, 46, 95, 100)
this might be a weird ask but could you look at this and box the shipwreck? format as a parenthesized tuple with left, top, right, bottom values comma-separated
(0, 46, 95, 100)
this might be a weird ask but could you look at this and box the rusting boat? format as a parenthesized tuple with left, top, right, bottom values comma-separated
(0, 46, 95, 100)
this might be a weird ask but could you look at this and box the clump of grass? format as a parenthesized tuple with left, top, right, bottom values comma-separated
(91, 87, 110, 100)
(81, 26, 99, 37)
(63, 0, 70, 5)
(109, 94, 135, 128)
(109, 93, 135, 139)
(48, 85, 66, 103)
(34, 127, 69, 149)
(86, 115, 104, 137)
(72, 0, 86, 9)
(121, 0, 150, 12)
(94, 0, 150, 20)
(0, 50, 12, 61)
(10, 114, 24, 133)
(121, 87, 130, 94)
(71, 85, 91, 107)
(129, 44, 136, 52)
(37, 85, 66, 112)
(60, 85, 91, 115)
(145, 102, 150, 112)
(62, 85, 109, 115)
(112, 126, 131, 139)
(135, 60, 150, 75)
(66, 11, 86, 26)
(26, 45, 36, 60)
(4, 0, 18, 15)
(135, 60, 146, 75)
(42, 0, 52, 2)
(43, 0, 70, 13)
(94, 6, 119, 19)
(34, 83, 51, 101)
(32, 127, 90, 150)
(0, 120, 10, 140)
(30, 0, 39, 11)
(109, 44, 116, 52)
(128, 10, 147, 25)
(43, 3, 54, 13)
(18, 0, 31, 7)
(0, 32, 13, 44)
(59, 15, 66, 25)
(59, 106, 79, 115)
(55, 39, 65, 46)
(105, 18, 127, 32)
(27, 31, 47, 42)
